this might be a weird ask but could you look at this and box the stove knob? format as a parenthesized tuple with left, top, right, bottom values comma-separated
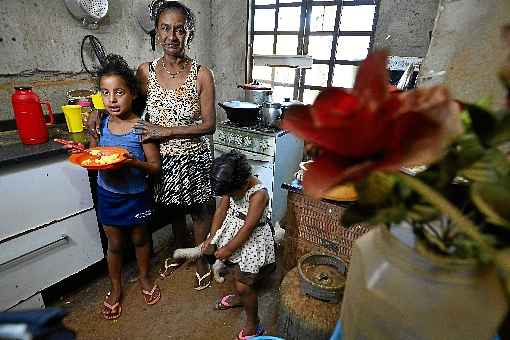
(259, 140, 269, 152)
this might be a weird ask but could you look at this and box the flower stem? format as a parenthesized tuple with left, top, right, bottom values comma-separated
(395, 172, 493, 255)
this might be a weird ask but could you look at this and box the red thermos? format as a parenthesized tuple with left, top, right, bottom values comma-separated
(11, 86, 55, 145)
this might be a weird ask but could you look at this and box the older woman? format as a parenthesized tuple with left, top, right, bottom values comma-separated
(133, 0, 216, 290)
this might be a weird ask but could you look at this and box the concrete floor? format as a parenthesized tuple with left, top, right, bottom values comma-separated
(47, 250, 283, 340)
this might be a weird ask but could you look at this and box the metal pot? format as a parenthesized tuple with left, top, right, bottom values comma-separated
(260, 102, 282, 128)
(218, 101, 260, 126)
(238, 83, 272, 106)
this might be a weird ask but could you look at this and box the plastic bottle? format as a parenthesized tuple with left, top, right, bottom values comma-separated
(78, 100, 93, 128)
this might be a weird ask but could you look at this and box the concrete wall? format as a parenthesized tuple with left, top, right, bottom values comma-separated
(373, 0, 440, 57)
(210, 0, 248, 121)
(418, 0, 509, 108)
(1, 0, 438, 122)
(0, 0, 247, 121)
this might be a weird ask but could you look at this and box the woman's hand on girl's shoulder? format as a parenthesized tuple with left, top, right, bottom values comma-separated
(133, 119, 168, 142)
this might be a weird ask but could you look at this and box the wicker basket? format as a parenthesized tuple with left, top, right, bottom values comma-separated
(283, 191, 370, 271)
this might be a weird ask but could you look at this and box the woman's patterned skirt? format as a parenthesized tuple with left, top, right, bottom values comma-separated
(153, 150, 213, 208)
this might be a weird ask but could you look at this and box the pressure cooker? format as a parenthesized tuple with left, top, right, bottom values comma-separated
(260, 102, 282, 128)
(238, 82, 272, 106)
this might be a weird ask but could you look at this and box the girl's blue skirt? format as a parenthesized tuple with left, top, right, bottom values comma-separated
(97, 186, 153, 228)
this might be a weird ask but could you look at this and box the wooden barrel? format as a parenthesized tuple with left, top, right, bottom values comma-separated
(277, 268, 341, 340)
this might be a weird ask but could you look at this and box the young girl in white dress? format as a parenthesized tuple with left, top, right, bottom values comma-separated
(203, 151, 276, 340)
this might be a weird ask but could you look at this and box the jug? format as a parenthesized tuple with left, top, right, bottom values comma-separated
(12, 86, 55, 145)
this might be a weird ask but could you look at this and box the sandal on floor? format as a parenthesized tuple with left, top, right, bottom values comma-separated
(102, 292, 122, 320)
(141, 284, 162, 305)
(159, 258, 185, 279)
(214, 294, 243, 310)
(193, 270, 212, 291)
(237, 325, 265, 339)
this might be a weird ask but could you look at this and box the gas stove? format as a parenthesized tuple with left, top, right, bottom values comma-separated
(214, 120, 289, 156)
(218, 120, 284, 136)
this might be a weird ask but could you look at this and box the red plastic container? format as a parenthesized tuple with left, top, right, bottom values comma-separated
(11, 86, 54, 145)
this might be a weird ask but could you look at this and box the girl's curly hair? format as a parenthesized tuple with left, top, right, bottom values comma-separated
(150, 0, 196, 48)
(95, 54, 139, 97)
(212, 151, 252, 196)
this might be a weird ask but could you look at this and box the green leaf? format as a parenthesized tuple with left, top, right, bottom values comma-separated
(371, 205, 408, 225)
(341, 206, 375, 227)
(471, 182, 510, 228)
(455, 133, 485, 168)
(490, 113, 510, 146)
(355, 172, 397, 206)
(464, 103, 498, 146)
(408, 203, 440, 222)
(460, 149, 510, 183)
(475, 97, 493, 111)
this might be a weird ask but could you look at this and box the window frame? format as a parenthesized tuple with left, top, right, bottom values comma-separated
(247, 0, 380, 102)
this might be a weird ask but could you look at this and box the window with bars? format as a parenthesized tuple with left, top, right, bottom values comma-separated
(248, 0, 379, 104)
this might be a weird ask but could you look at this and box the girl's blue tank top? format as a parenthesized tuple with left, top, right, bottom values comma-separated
(97, 115, 147, 194)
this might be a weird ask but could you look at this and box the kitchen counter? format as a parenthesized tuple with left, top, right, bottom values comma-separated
(0, 120, 103, 311)
(0, 123, 88, 168)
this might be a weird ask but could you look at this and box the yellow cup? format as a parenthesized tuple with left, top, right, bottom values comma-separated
(91, 92, 105, 110)
(62, 105, 84, 133)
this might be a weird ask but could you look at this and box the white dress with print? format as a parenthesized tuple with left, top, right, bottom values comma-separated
(211, 183, 276, 274)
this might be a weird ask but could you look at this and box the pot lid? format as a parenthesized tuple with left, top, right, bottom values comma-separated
(221, 100, 259, 109)
(238, 81, 271, 91)
(281, 98, 304, 107)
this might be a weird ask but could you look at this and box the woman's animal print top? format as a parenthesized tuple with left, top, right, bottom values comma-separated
(145, 58, 210, 156)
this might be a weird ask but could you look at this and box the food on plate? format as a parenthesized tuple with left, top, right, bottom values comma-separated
(81, 152, 122, 166)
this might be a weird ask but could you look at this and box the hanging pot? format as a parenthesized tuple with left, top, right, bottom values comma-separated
(238, 83, 272, 106)
(340, 225, 508, 340)
(218, 101, 260, 126)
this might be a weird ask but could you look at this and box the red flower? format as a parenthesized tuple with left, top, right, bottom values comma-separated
(282, 51, 463, 199)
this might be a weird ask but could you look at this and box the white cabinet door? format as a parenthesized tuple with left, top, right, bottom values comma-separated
(0, 209, 103, 311)
(0, 155, 94, 241)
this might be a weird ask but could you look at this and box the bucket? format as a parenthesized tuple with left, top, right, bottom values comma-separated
(62, 105, 84, 133)
(91, 91, 105, 110)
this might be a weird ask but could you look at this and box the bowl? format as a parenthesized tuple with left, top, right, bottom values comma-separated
(297, 252, 347, 303)
(296, 161, 358, 201)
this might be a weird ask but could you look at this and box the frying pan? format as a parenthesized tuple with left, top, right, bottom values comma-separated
(218, 101, 260, 126)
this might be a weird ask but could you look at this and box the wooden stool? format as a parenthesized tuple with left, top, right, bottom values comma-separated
(277, 267, 341, 340)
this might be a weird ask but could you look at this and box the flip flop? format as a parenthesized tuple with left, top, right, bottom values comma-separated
(194, 270, 212, 291)
(214, 294, 242, 310)
(102, 292, 122, 320)
(141, 284, 162, 305)
(159, 258, 185, 279)
(237, 324, 265, 339)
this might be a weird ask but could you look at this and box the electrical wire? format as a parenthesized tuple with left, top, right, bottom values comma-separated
(81, 35, 107, 75)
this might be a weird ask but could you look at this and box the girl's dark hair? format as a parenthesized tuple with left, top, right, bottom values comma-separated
(96, 54, 139, 97)
(150, 0, 196, 47)
(212, 151, 252, 196)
